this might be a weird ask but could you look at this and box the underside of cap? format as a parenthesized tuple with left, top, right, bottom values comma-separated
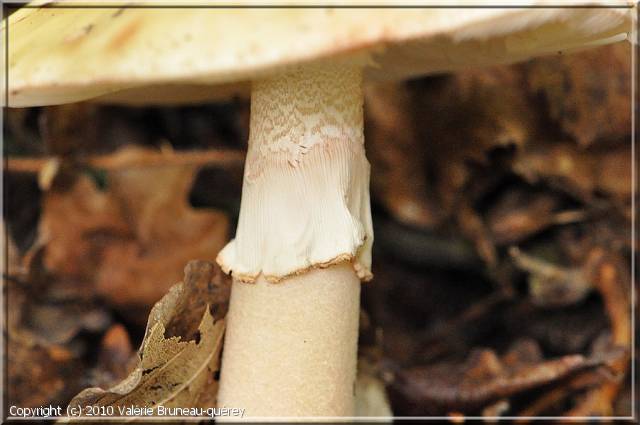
(4, 1, 633, 107)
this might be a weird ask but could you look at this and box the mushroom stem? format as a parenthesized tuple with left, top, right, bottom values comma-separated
(219, 264, 360, 417)
(217, 63, 371, 417)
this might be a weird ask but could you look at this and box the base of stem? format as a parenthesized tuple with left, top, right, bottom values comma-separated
(217, 263, 360, 418)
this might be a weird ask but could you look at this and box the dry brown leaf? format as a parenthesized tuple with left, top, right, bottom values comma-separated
(31, 146, 229, 322)
(512, 143, 632, 208)
(37, 174, 130, 281)
(365, 66, 536, 228)
(4, 223, 110, 408)
(387, 339, 617, 416)
(7, 331, 82, 409)
(68, 261, 227, 416)
(370, 67, 536, 264)
(5, 274, 88, 408)
(524, 43, 630, 147)
(11, 242, 113, 348)
(415, 66, 535, 216)
(95, 148, 229, 316)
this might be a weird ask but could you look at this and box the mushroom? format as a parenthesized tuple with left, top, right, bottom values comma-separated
(4, 3, 632, 418)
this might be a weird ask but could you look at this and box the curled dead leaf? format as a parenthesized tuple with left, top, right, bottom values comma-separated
(67, 260, 228, 418)
(387, 339, 616, 416)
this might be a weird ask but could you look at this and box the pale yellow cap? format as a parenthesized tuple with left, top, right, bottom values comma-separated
(3, 1, 633, 107)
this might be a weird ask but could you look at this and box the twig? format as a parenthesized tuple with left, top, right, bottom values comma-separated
(6, 148, 246, 173)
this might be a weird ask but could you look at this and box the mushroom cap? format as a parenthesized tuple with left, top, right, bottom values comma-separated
(4, 1, 633, 107)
